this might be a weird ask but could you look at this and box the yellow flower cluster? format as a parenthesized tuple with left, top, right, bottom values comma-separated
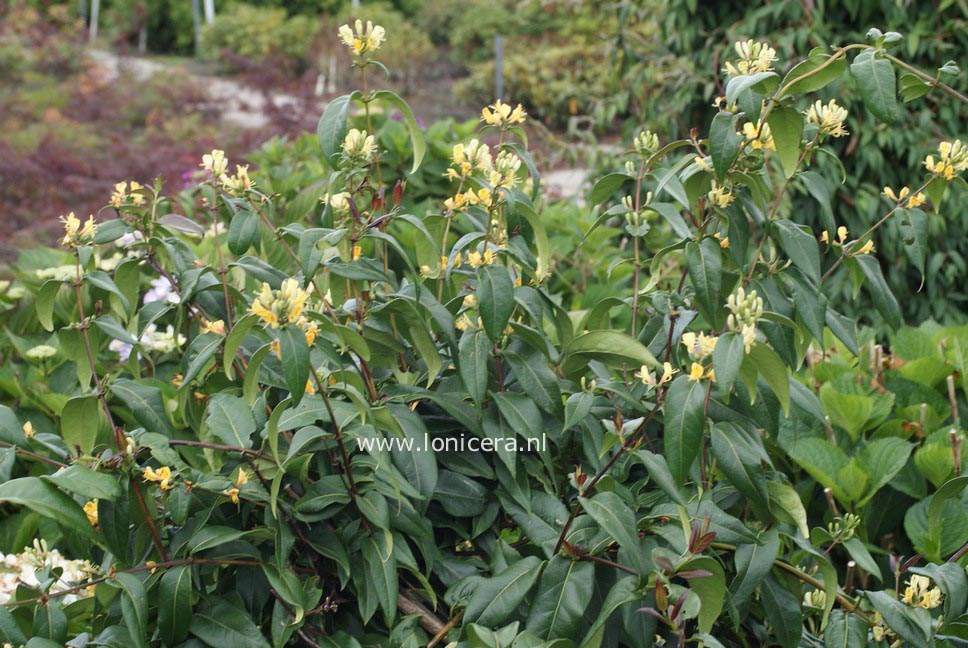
(681, 331, 718, 359)
(637, 362, 677, 388)
(201, 149, 228, 176)
(250, 279, 310, 329)
(342, 128, 376, 162)
(220, 165, 255, 195)
(60, 212, 98, 248)
(924, 139, 968, 181)
(740, 122, 776, 151)
(466, 248, 496, 268)
(481, 99, 527, 127)
(726, 287, 762, 353)
(83, 500, 99, 528)
(723, 39, 778, 76)
(338, 20, 386, 57)
(883, 186, 927, 208)
(820, 226, 848, 245)
(143, 465, 174, 490)
(446, 139, 493, 181)
(900, 574, 943, 609)
(805, 99, 849, 138)
(687, 361, 715, 383)
(444, 187, 493, 212)
(707, 181, 734, 209)
(110, 180, 146, 207)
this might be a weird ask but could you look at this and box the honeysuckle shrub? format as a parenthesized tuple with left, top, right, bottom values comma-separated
(1, 22, 967, 648)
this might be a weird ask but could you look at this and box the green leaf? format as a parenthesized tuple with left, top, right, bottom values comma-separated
(113, 572, 148, 648)
(0, 477, 96, 539)
(562, 330, 659, 370)
(774, 220, 820, 285)
(362, 535, 398, 625)
(180, 333, 223, 388)
(278, 325, 310, 406)
(711, 422, 768, 508)
(850, 49, 897, 124)
(730, 529, 779, 603)
(823, 609, 868, 648)
(373, 90, 426, 173)
(464, 556, 543, 627)
(709, 112, 742, 181)
(766, 481, 809, 537)
(223, 312, 258, 380)
(0, 606, 27, 645)
(503, 348, 563, 418)
(45, 464, 120, 500)
(434, 470, 488, 517)
(477, 265, 515, 343)
(760, 573, 802, 648)
(780, 47, 848, 96)
(110, 379, 176, 437)
(680, 556, 726, 634)
(579, 492, 639, 550)
(663, 374, 707, 486)
(819, 383, 872, 441)
(925, 475, 968, 561)
(579, 576, 639, 648)
(357, 490, 390, 529)
(61, 395, 101, 455)
(766, 107, 804, 177)
(459, 329, 490, 406)
(525, 557, 594, 639)
(190, 598, 271, 648)
(158, 565, 192, 646)
(686, 238, 723, 328)
(799, 171, 836, 234)
(563, 391, 595, 431)
(865, 590, 931, 647)
(227, 209, 259, 255)
(898, 207, 929, 278)
(35, 280, 63, 332)
(909, 562, 968, 621)
(588, 173, 632, 204)
(725, 71, 778, 107)
(854, 255, 901, 330)
(841, 538, 881, 582)
(748, 343, 790, 414)
(206, 393, 258, 449)
(317, 92, 359, 165)
(712, 331, 745, 397)
(634, 450, 685, 505)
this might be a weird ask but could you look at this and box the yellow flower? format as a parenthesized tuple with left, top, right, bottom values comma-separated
(455, 314, 473, 331)
(83, 500, 99, 528)
(342, 128, 376, 161)
(327, 191, 352, 213)
(269, 339, 281, 359)
(200, 319, 225, 335)
(637, 365, 657, 387)
(907, 192, 927, 208)
(682, 332, 718, 359)
(352, 245, 362, 261)
(854, 240, 875, 255)
(723, 39, 778, 76)
(805, 100, 848, 138)
(220, 165, 255, 195)
(235, 468, 250, 487)
(481, 99, 527, 127)
(60, 212, 98, 247)
(22, 421, 34, 438)
(883, 186, 910, 202)
(687, 362, 705, 382)
(707, 181, 735, 209)
(305, 379, 316, 395)
(714, 232, 729, 248)
(338, 19, 386, 57)
(249, 280, 310, 329)
(837, 226, 848, 243)
(658, 362, 677, 385)
(923, 139, 968, 181)
(694, 156, 713, 172)
(143, 466, 174, 490)
(225, 488, 240, 504)
(146, 560, 158, 574)
(901, 575, 943, 609)
(304, 321, 318, 346)
(741, 121, 776, 151)
(200, 149, 228, 176)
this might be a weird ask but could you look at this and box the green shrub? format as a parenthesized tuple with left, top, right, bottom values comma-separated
(200, 3, 320, 73)
(1, 17, 968, 648)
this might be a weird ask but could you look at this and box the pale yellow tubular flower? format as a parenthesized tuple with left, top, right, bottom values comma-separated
(907, 192, 927, 208)
(22, 421, 35, 438)
(481, 99, 527, 127)
(820, 230, 829, 244)
(143, 466, 174, 490)
(707, 181, 735, 209)
(741, 121, 776, 151)
(724, 39, 778, 76)
(924, 139, 968, 181)
(659, 362, 677, 385)
(342, 129, 376, 162)
(200, 319, 226, 335)
(805, 99, 849, 138)
(854, 240, 875, 255)
(304, 321, 318, 346)
(687, 362, 705, 382)
(837, 226, 848, 243)
(201, 149, 228, 176)
(225, 488, 240, 504)
(83, 501, 99, 528)
(235, 468, 250, 487)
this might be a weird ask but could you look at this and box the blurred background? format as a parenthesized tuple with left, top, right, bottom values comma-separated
(0, 0, 965, 327)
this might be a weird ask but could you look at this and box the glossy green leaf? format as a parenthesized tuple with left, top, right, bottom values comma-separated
(464, 556, 543, 627)
(477, 265, 515, 343)
(663, 374, 707, 486)
(206, 393, 258, 449)
(850, 49, 897, 124)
